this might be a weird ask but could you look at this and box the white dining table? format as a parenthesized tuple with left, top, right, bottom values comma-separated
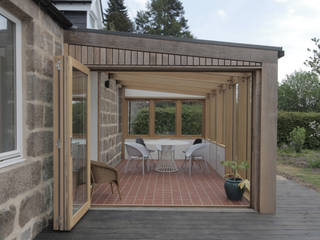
(144, 139, 190, 173)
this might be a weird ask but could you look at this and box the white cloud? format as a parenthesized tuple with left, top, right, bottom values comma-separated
(217, 9, 226, 18)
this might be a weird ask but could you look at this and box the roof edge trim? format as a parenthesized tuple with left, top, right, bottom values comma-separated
(67, 28, 285, 59)
(32, 0, 73, 29)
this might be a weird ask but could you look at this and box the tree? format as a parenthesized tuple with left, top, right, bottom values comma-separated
(104, 0, 133, 32)
(305, 38, 320, 75)
(278, 71, 320, 112)
(135, 0, 193, 38)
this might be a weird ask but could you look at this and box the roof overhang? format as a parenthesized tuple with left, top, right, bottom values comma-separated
(32, 0, 72, 29)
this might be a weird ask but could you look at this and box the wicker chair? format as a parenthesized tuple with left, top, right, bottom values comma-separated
(183, 143, 209, 176)
(125, 142, 150, 176)
(91, 160, 121, 200)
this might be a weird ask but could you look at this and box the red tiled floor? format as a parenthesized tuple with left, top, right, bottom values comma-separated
(91, 160, 249, 207)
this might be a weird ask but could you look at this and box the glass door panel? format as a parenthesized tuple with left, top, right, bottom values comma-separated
(71, 68, 88, 215)
(53, 56, 90, 231)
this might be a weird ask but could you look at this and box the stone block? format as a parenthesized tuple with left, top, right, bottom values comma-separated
(42, 156, 53, 181)
(20, 227, 31, 240)
(0, 205, 16, 239)
(55, 41, 62, 56)
(42, 56, 53, 78)
(32, 217, 47, 239)
(44, 106, 53, 128)
(25, 47, 42, 73)
(26, 103, 44, 130)
(0, 161, 41, 205)
(19, 191, 42, 227)
(27, 131, 53, 157)
(26, 74, 53, 104)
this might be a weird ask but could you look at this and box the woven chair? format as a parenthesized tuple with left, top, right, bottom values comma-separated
(91, 160, 121, 200)
(125, 142, 150, 176)
(183, 143, 209, 176)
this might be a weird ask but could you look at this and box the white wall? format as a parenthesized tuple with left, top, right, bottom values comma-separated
(87, 0, 104, 29)
(90, 72, 98, 161)
(203, 140, 225, 177)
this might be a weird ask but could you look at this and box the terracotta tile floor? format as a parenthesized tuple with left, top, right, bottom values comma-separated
(91, 160, 249, 207)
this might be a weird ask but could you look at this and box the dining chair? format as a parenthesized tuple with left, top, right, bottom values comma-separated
(125, 142, 150, 176)
(90, 160, 121, 200)
(136, 137, 156, 156)
(183, 143, 209, 176)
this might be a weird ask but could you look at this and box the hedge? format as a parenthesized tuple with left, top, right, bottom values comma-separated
(278, 112, 320, 149)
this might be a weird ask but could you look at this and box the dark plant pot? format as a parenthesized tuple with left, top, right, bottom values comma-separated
(224, 178, 245, 201)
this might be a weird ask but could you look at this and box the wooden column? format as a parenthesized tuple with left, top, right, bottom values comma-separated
(210, 92, 216, 141)
(251, 71, 261, 211)
(216, 88, 224, 144)
(149, 100, 155, 137)
(238, 77, 248, 178)
(259, 63, 278, 214)
(121, 89, 128, 159)
(205, 95, 210, 138)
(176, 100, 182, 136)
(225, 84, 233, 162)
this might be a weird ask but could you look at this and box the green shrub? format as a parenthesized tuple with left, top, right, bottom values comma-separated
(278, 112, 320, 149)
(131, 108, 149, 134)
(308, 158, 320, 168)
(288, 127, 306, 152)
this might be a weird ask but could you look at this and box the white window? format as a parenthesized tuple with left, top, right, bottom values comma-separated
(0, 7, 23, 168)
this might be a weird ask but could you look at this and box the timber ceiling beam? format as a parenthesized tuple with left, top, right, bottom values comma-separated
(123, 84, 210, 96)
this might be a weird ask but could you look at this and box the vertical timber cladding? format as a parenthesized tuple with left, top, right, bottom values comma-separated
(210, 76, 252, 179)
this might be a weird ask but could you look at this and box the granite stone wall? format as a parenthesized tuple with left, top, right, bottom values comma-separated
(0, 0, 64, 239)
(99, 72, 122, 167)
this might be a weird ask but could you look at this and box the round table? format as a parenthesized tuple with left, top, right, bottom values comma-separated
(144, 139, 190, 173)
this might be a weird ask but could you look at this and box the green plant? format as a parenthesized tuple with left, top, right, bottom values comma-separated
(288, 127, 306, 153)
(277, 112, 320, 149)
(308, 157, 320, 168)
(221, 161, 250, 189)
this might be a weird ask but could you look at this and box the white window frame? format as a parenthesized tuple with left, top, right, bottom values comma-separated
(0, 7, 23, 168)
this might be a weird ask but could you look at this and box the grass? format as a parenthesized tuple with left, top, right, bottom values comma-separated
(277, 148, 320, 192)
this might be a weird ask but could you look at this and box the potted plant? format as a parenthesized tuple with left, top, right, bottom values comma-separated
(221, 161, 250, 201)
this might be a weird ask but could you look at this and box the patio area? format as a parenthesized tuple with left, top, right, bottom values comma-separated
(36, 176, 320, 240)
(91, 159, 249, 207)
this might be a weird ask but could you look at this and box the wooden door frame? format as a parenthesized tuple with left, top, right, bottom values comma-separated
(53, 56, 91, 231)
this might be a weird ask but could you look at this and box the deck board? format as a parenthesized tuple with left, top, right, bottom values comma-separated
(36, 176, 320, 240)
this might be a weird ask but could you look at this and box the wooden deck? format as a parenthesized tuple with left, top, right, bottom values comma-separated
(36, 176, 320, 240)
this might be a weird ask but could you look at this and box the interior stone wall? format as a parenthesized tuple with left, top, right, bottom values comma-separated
(0, 0, 64, 239)
(98, 72, 122, 167)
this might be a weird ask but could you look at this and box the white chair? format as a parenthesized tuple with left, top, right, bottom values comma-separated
(184, 143, 209, 176)
(125, 142, 150, 176)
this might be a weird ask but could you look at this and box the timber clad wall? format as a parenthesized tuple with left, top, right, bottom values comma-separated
(66, 44, 263, 67)
(99, 73, 122, 167)
(0, 0, 64, 239)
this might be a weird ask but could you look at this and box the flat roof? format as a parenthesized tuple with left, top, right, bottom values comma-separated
(69, 28, 285, 58)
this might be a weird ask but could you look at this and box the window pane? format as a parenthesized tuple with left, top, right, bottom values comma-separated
(155, 101, 176, 135)
(71, 68, 88, 215)
(128, 101, 149, 135)
(0, 14, 16, 154)
(182, 101, 203, 135)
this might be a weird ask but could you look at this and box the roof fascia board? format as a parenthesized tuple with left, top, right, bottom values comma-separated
(64, 29, 282, 63)
(32, 0, 72, 29)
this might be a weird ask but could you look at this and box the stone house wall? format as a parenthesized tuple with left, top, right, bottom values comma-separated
(0, 0, 64, 239)
(99, 72, 122, 167)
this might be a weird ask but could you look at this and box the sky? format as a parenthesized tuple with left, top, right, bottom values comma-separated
(102, 0, 320, 82)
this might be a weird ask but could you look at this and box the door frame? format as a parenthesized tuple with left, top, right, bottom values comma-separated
(53, 56, 91, 231)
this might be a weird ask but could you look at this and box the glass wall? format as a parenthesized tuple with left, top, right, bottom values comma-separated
(128, 100, 149, 135)
(0, 13, 16, 157)
(182, 101, 203, 135)
(155, 101, 176, 135)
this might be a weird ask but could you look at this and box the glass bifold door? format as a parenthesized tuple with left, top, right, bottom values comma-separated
(53, 56, 91, 231)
